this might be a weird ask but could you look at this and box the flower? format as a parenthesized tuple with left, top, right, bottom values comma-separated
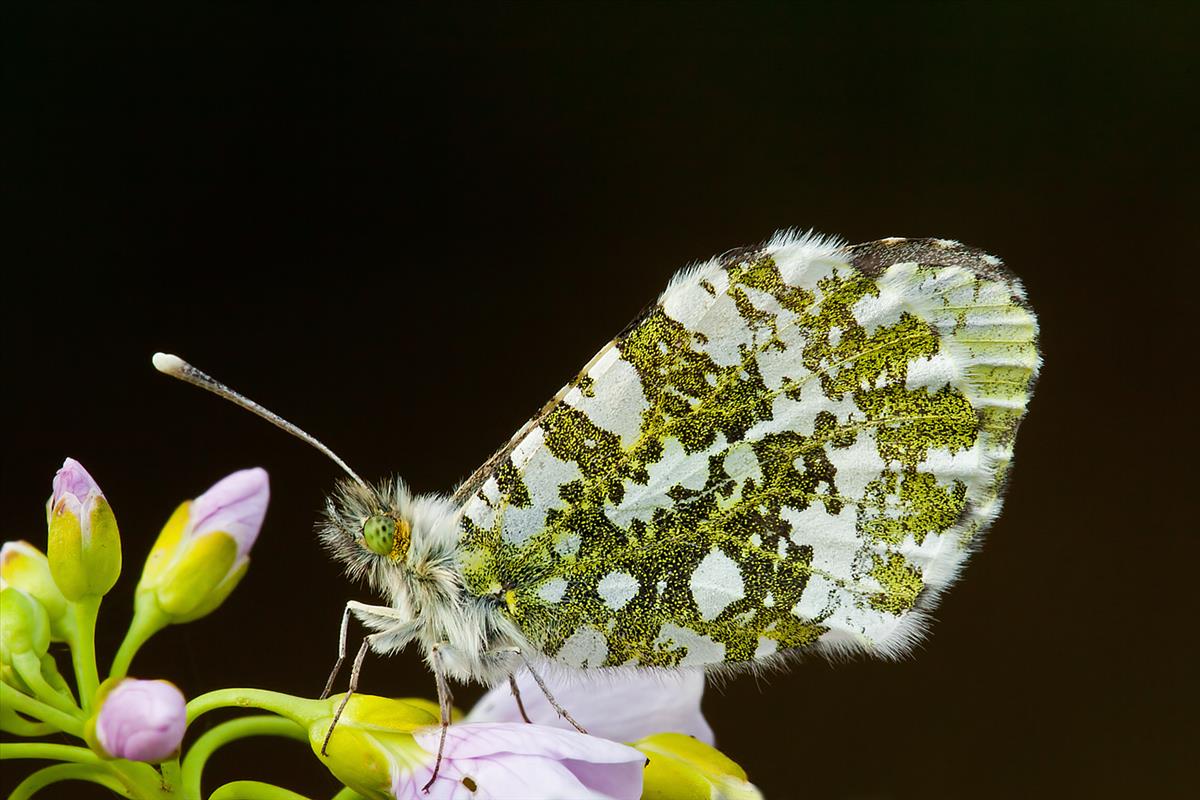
(135, 468, 269, 623)
(0, 541, 73, 641)
(92, 679, 187, 762)
(468, 670, 763, 799)
(309, 694, 645, 800)
(46, 458, 121, 600)
(634, 733, 763, 800)
(468, 669, 714, 745)
(406, 722, 646, 800)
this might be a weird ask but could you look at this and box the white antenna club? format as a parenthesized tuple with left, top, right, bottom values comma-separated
(152, 352, 367, 488)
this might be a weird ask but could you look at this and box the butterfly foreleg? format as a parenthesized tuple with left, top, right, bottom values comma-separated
(319, 603, 420, 757)
(321, 600, 409, 699)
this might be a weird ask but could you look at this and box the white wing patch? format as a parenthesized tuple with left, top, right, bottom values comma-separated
(597, 571, 640, 611)
(563, 348, 649, 446)
(689, 550, 745, 621)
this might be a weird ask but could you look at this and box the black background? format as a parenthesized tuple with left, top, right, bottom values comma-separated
(4, 3, 1196, 798)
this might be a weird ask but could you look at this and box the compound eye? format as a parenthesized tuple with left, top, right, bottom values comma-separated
(362, 515, 398, 555)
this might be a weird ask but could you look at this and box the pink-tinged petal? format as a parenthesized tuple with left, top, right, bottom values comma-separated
(421, 722, 646, 762)
(96, 679, 186, 762)
(51, 458, 102, 513)
(468, 669, 714, 745)
(53, 458, 102, 501)
(189, 468, 269, 557)
(397, 753, 638, 800)
(408, 723, 645, 800)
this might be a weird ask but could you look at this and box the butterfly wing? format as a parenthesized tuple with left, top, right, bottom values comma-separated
(455, 232, 1040, 671)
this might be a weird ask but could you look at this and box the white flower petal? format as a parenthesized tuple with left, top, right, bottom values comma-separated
(467, 669, 714, 745)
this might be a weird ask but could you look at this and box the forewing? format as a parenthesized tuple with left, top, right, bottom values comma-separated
(457, 232, 1040, 671)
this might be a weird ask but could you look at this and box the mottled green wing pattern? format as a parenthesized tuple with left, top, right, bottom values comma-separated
(457, 232, 1039, 671)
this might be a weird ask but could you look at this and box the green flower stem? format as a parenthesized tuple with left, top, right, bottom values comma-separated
(69, 595, 103, 710)
(108, 761, 176, 800)
(8, 763, 132, 800)
(160, 757, 182, 793)
(331, 788, 367, 800)
(0, 741, 100, 763)
(0, 713, 54, 737)
(12, 652, 82, 717)
(39, 652, 80, 705)
(186, 688, 327, 727)
(181, 716, 306, 800)
(109, 601, 168, 680)
(209, 782, 312, 800)
(0, 683, 85, 736)
(1, 740, 165, 800)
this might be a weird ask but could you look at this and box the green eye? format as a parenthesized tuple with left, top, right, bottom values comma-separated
(362, 515, 397, 555)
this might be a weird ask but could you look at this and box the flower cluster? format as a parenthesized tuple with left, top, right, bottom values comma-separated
(1, 458, 761, 799)
(2, 459, 271, 796)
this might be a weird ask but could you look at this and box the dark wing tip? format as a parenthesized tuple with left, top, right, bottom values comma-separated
(847, 237, 999, 276)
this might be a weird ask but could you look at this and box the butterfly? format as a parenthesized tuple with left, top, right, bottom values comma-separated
(156, 229, 1040, 777)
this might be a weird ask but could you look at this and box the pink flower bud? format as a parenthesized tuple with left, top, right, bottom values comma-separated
(189, 468, 270, 558)
(47, 458, 121, 600)
(95, 679, 186, 762)
(135, 468, 269, 624)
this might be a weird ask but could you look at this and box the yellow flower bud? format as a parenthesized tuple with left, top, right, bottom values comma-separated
(308, 695, 437, 800)
(46, 459, 121, 601)
(154, 531, 238, 618)
(1, 541, 74, 641)
(635, 733, 763, 800)
(0, 587, 51, 665)
(111, 470, 269, 679)
(135, 469, 268, 625)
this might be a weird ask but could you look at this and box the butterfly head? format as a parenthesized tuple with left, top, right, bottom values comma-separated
(318, 476, 461, 598)
(319, 477, 415, 585)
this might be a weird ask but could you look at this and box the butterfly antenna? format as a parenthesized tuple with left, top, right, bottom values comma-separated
(152, 352, 367, 488)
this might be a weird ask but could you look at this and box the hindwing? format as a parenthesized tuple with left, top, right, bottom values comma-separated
(456, 232, 1040, 671)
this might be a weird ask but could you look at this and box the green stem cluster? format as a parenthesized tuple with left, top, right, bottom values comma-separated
(1, 580, 344, 798)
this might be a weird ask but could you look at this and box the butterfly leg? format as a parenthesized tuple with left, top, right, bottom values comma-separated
(320, 601, 355, 700)
(321, 601, 407, 699)
(518, 652, 587, 734)
(321, 631, 374, 756)
(422, 643, 454, 793)
(320, 610, 419, 757)
(508, 673, 533, 724)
